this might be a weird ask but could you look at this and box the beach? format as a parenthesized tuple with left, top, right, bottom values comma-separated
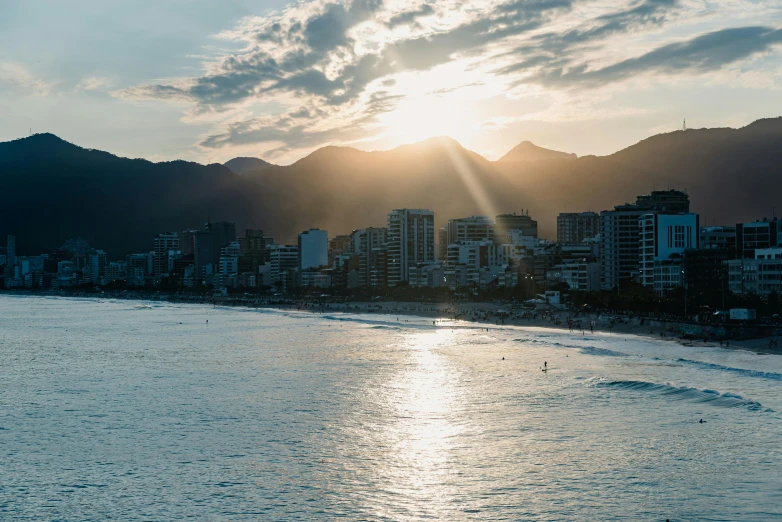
(294, 299, 782, 356)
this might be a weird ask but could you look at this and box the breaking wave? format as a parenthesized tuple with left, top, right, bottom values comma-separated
(592, 379, 772, 412)
(676, 358, 782, 381)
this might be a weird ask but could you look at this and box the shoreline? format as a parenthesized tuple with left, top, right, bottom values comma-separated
(4, 290, 782, 356)
(299, 300, 782, 356)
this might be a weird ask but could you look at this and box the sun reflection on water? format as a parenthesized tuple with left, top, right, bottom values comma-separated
(376, 329, 466, 517)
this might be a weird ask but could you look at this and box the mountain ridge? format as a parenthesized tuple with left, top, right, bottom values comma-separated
(2, 118, 781, 256)
(498, 140, 577, 163)
(223, 156, 275, 175)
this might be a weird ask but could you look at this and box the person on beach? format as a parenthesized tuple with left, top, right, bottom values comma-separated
(544, 361, 547, 370)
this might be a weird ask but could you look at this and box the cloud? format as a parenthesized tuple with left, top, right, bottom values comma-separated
(199, 88, 404, 157)
(496, 0, 681, 76)
(387, 3, 434, 28)
(124, 0, 571, 109)
(0, 62, 52, 95)
(75, 76, 110, 91)
(531, 26, 782, 87)
(117, 0, 782, 159)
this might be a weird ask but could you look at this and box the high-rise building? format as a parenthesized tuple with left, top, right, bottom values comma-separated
(239, 229, 266, 254)
(205, 221, 237, 266)
(105, 261, 127, 283)
(639, 213, 699, 289)
(725, 247, 782, 296)
(180, 230, 197, 256)
(153, 233, 179, 276)
(437, 227, 448, 260)
(387, 209, 435, 286)
(238, 229, 269, 275)
(700, 226, 736, 251)
(600, 190, 690, 290)
(446, 216, 494, 247)
(735, 219, 781, 258)
(557, 212, 599, 244)
(445, 240, 503, 286)
(269, 244, 299, 286)
(298, 229, 328, 270)
(87, 250, 107, 284)
(368, 246, 388, 287)
(494, 211, 537, 243)
(351, 227, 387, 287)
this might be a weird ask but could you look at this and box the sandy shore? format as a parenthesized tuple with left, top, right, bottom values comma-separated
(292, 300, 782, 356)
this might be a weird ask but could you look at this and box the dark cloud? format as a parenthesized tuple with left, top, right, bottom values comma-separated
(129, 0, 570, 110)
(121, 0, 782, 155)
(533, 26, 782, 87)
(497, 0, 679, 76)
(200, 89, 401, 156)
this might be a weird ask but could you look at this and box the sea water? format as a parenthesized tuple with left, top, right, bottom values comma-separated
(1, 295, 780, 520)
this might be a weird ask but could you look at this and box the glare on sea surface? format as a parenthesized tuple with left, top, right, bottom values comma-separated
(378, 329, 465, 515)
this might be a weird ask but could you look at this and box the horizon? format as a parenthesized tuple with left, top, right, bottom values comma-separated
(2, 1, 781, 165)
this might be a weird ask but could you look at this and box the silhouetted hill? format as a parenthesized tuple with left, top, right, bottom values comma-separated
(0, 134, 260, 256)
(498, 141, 577, 162)
(223, 156, 274, 175)
(2, 119, 781, 257)
(492, 117, 782, 234)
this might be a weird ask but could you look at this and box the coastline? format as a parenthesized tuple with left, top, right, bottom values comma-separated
(4, 290, 782, 356)
(307, 300, 782, 356)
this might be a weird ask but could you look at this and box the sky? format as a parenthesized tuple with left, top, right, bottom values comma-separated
(1, 0, 781, 165)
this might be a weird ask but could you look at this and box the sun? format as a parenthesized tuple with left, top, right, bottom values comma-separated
(379, 94, 474, 143)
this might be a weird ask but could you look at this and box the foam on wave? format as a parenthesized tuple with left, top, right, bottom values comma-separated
(591, 378, 772, 412)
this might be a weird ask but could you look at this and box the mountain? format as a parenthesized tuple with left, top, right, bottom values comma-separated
(498, 141, 577, 162)
(1, 119, 782, 257)
(0, 134, 261, 256)
(223, 156, 274, 175)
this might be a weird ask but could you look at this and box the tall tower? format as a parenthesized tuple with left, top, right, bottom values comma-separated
(387, 209, 435, 286)
(153, 232, 179, 276)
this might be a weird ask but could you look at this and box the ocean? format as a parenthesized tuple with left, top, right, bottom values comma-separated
(1, 295, 780, 520)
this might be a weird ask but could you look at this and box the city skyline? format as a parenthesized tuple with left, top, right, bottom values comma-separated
(2, 0, 781, 165)
(4, 190, 780, 301)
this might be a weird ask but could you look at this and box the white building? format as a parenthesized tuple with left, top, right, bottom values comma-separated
(298, 229, 328, 270)
(600, 190, 690, 290)
(653, 257, 684, 295)
(409, 261, 446, 288)
(269, 244, 299, 285)
(546, 261, 600, 291)
(387, 209, 435, 286)
(105, 261, 127, 283)
(639, 213, 699, 288)
(725, 247, 782, 296)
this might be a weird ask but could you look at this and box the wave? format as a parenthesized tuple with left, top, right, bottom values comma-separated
(319, 314, 437, 330)
(514, 338, 627, 357)
(593, 379, 772, 412)
(676, 358, 782, 381)
(579, 346, 628, 357)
